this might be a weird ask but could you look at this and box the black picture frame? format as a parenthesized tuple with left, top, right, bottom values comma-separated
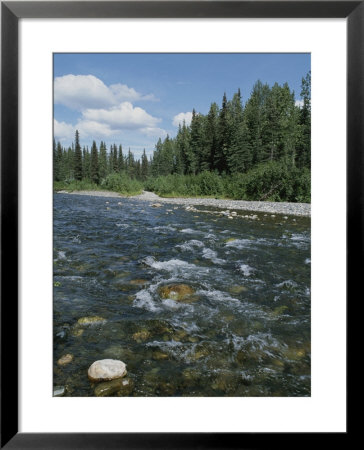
(1, 1, 356, 448)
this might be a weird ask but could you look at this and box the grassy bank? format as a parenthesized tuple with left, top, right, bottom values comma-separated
(54, 174, 143, 196)
(54, 162, 310, 203)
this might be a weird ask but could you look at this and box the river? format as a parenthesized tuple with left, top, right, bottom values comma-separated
(53, 193, 311, 396)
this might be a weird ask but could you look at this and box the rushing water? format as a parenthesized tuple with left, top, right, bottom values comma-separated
(53, 193, 311, 397)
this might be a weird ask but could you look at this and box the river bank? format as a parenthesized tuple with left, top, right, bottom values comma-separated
(55, 190, 311, 217)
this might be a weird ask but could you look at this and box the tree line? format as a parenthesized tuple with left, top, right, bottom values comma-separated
(53, 136, 150, 183)
(54, 73, 310, 202)
(150, 73, 310, 177)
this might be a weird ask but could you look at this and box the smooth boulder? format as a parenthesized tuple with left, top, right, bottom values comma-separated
(88, 359, 127, 382)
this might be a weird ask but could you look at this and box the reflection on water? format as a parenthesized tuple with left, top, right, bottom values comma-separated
(53, 193, 311, 397)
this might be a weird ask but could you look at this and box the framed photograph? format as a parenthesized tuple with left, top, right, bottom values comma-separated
(2, 1, 356, 447)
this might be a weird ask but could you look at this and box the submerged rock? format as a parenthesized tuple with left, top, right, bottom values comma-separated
(158, 284, 195, 302)
(129, 279, 149, 286)
(152, 351, 169, 361)
(77, 316, 106, 326)
(156, 381, 175, 396)
(71, 328, 84, 337)
(57, 353, 74, 366)
(94, 377, 134, 397)
(229, 285, 248, 295)
(132, 329, 151, 342)
(151, 203, 162, 208)
(88, 359, 127, 382)
(273, 305, 289, 316)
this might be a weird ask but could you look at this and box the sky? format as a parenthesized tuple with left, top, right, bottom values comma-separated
(54, 53, 310, 159)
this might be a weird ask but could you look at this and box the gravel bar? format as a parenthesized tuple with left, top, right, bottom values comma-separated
(56, 190, 310, 217)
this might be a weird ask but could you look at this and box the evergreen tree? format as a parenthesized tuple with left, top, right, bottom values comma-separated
(176, 121, 192, 175)
(83, 146, 91, 180)
(204, 103, 219, 172)
(99, 141, 108, 180)
(189, 109, 204, 174)
(216, 93, 233, 174)
(126, 148, 135, 178)
(227, 90, 252, 173)
(296, 71, 311, 168)
(118, 145, 124, 172)
(151, 138, 163, 177)
(90, 140, 99, 184)
(141, 149, 149, 180)
(74, 130, 83, 181)
(112, 144, 118, 172)
(244, 81, 270, 165)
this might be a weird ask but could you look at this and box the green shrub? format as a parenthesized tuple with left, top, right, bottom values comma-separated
(100, 173, 143, 195)
(143, 164, 310, 203)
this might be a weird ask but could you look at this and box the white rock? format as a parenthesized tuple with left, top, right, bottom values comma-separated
(88, 359, 127, 382)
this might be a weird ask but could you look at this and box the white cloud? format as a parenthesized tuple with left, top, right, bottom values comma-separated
(140, 127, 168, 138)
(172, 111, 193, 127)
(76, 120, 118, 138)
(295, 99, 304, 108)
(82, 102, 162, 129)
(54, 118, 119, 142)
(54, 75, 115, 110)
(54, 74, 165, 147)
(54, 119, 75, 141)
(110, 84, 157, 102)
(54, 74, 157, 110)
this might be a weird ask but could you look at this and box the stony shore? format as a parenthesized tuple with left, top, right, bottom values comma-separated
(56, 190, 311, 217)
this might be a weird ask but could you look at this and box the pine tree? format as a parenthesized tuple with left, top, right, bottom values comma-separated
(90, 140, 99, 184)
(204, 103, 219, 172)
(244, 81, 270, 165)
(189, 109, 204, 174)
(216, 93, 232, 174)
(99, 141, 108, 180)
(118, 145, 124, 172)
(113, 144, 118, 172)
(296, 71, 311, 168)
(74, 130, 83, 181)
(176, 121, 191, 175)
(141, 149, 149, 180)
(83, 146, 91, 180)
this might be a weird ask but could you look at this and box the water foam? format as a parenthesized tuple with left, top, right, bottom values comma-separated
(116, 223, 129, 229)
(151, 259, 197, 272)
(133, 289, 161, 312)
(202, 248, 226, 265)
(57, 251, 67, 260)
(177, 240, 205, 252)
(153, 225, 177, 233)
(238, 264, 254, 276)
(225, 239, 253, 249)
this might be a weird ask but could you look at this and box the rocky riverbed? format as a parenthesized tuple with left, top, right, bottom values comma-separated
(56, 190, 311, 217)
(53, 193, 311, 397)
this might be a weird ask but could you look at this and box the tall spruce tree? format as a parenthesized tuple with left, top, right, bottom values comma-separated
(141, 149, 149, 180)
(99, 141, 108, 180)
(90, 141, 99, 184)
(297, 71, 311, 168)
(118, 145, 124, 172)
(74, 130, 83, 181)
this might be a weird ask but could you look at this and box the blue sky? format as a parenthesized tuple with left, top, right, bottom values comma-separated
(54, 53, 310, 159)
